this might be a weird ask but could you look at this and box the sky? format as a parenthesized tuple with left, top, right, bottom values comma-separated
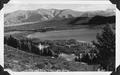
(3, 0, 115, 13)
(7, 0, 109, 4)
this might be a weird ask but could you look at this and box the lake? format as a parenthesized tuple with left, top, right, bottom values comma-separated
(27, 29, 101, 42)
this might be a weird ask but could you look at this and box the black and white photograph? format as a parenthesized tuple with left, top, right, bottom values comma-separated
(3, 3, 116, 72)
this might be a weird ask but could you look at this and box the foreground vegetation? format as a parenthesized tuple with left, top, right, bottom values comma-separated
(4, 45, 99, 71)
(92, 24, 115, 71)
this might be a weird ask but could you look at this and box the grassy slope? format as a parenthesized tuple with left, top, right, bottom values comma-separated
(4, 45, 99, 72)
(4, 44, 55, 71)
(4, 17, 91, 32)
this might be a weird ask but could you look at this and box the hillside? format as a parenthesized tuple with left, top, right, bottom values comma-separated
(4, 44, 99, 71)
(70, 15, 115, 25)
(4, 8, 115, 26)
(4, 14, 115, 33)
(4, 9, 83, 26)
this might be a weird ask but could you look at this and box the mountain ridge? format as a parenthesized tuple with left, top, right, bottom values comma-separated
(4, 8, 115, 26)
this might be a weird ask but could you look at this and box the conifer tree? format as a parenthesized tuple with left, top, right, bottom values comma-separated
(92, 24, 115, 71)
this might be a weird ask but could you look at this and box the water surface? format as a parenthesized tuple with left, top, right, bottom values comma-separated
(27, 29, 100, 42)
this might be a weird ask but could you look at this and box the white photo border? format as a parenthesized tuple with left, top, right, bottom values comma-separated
(0, 0, 119, 75)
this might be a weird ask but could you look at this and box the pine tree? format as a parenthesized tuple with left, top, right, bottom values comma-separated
(7, 35, 18, 48)
(4, 37, 7, 44)
(92, 24, 115, 71)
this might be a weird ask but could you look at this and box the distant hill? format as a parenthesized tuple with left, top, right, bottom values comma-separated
(4, 15, 115, 32)
(70, 15, 115, 25)
(4, 9, 83, 26)
(87, 15, 115, 25)
(4, 8, 115, 26)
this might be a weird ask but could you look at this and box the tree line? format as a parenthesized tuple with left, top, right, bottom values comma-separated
(4, 35, 95, 56)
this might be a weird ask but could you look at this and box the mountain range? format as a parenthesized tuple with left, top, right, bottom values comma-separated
(4, 8, 115, 26)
